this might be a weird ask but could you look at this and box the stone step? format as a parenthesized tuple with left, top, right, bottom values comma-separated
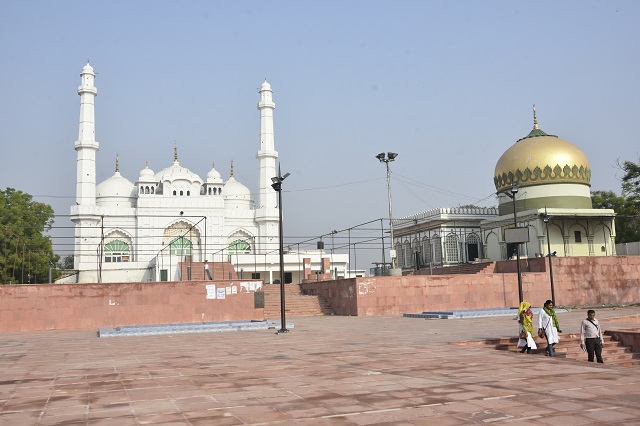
(263, 284, 334, 318)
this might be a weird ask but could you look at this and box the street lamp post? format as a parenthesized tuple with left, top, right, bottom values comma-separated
(542, 210, 556, 304)
(376, 152, 401, 275)
(271, 165, 290, 334)
(506, 184, 523, 304)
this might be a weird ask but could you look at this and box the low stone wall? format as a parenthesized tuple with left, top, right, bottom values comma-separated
(301, 256, 640, 315)
(0, 280, 264, 332)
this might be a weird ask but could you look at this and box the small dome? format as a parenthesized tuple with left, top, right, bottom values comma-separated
(97, 172, 136, 207)
(155, 162, 202, 184)
(494, 127, 591, 194)
(81, 63, 95, 75)
(206, 164, 222, 183)
(224, 176, 251, 199)
(261, 80, 271, 90)
(138, 163, 156, 182)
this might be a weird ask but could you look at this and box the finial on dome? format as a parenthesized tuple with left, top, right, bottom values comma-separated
(115, 154, 119, 173)
(173, 141, 178, 163)
(146, 160, 149, 168)
(230, 160, 234, 177)
(533, 104, 539, 130)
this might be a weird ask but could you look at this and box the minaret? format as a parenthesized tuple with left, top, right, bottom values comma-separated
(255, 80, 280, 254)
(256, 80, 278, 210)
(74, 62, 99, 206)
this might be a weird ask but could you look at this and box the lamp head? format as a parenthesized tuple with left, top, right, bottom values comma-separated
(510, 183, 520, 194)
(376, 152, 385, 162)
(271, 177, 279, 184)
(388, 152, 398, 161)
(282, 172, 290, 180)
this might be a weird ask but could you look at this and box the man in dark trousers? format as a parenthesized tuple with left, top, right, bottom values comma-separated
(580, 309, 604, 363)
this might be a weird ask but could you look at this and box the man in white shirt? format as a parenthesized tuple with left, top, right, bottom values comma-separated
(580, 309, 604, 363)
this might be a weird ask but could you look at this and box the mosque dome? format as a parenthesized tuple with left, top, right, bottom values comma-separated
(155, 162, 202, 184)
(206, 163, 223, 183)
(494, 109, 593, 215)
(223, 162, 252, 209)
(96, 172, 136, 207)
(224, 176, 251, 199)
(261, 80, 271, 90)
(138, 162, 156, 182)
(494, 116, 590, 194)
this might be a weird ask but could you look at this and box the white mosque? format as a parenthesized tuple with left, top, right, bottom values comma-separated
(65, 63, 348, 284)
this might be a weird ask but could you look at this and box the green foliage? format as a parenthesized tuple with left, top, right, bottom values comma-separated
(592, 189, 640, 244)
(0, 188, 59, 284)
(60, 254, 74, 270)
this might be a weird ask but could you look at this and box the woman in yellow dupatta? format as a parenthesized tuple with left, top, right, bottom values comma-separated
(517, 301, 537, 354)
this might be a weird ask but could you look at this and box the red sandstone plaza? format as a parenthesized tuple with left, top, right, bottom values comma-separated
(1, 308, 640, 424)
(2, 254, 640, 423)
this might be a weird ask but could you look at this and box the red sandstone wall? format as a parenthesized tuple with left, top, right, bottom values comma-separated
(0, 280, 264, 332)
(300, 279, 359, 315)
(301, 256, 640, 315)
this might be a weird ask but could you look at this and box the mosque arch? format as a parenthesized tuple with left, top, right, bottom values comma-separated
(162, 220, 202, 260)
(395, 240, 404, 268)
(445, 233, 459, 263)
(421, 236, 431, 265)
(227, 230, 254, 254)
(432, 233, 443, 265)
(104, 240, 130, 263)
(466, 232, 481, 262)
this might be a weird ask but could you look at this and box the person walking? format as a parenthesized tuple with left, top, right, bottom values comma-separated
(517, 301, 537, 354)
(538, 299, 561, 357)
(580, 309, 604, 363)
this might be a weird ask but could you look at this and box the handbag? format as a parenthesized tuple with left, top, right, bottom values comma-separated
(519, 331, 527, 339)
(538, 328, 546, 339)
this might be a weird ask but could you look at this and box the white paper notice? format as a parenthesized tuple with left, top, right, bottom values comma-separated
(217, 288, 226, 299)
(225, 286, 232, 295)
(231, 286, 237, 294)
(206, 284, 216, 299)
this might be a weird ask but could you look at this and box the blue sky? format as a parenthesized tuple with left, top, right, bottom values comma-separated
(1, 1, 639, 268)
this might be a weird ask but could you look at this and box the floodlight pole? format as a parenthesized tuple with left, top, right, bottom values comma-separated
(376, 152, 398, 272)
(507, 184, 523, 304)
(542, 209, 556, 305)
(271, 164, 290, 334)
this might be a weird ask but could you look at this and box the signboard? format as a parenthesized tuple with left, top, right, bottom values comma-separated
(505, 228, 529, 244)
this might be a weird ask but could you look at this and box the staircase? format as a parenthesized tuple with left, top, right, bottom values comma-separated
(454, 333, 640, 367)
(262, 284, 335, 319)
(178, 262, 238, 281)
(425, 262, 495, 275)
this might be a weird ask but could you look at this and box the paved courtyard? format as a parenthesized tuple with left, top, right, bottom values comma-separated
(1, 307, 640, 425)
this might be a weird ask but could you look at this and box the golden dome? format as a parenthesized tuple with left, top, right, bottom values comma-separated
(494, 117, 590, 193)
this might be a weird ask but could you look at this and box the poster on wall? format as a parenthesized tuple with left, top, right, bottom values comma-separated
(217, 288, 226, 299)
(206, 284, 216, 299)
(231, 286, 237, 294)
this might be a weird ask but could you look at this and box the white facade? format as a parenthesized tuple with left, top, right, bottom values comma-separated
(66, 64, 348, 283)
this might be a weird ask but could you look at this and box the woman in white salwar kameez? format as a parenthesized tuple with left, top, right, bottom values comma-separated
(517, 302, 537, 354)
(538, 299, 561, 357)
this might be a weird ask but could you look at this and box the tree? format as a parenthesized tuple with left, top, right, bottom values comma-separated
(0, 188, 59, 284)
(60, 254, 75, 270)
(592, 189, 640, 244)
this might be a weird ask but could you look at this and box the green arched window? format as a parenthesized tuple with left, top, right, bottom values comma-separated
(228, 239, 251, 254)
(170, 237, 192, 255)
(104, 240, 130, 262)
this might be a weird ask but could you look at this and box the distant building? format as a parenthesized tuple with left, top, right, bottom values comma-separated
(65, 63, 347, 283)
(393, 107, 616, 271)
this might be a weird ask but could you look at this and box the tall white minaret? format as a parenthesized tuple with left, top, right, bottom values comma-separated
(255, 80, 280, 254)
(74, 63, 99, 206)
(256, 80, 278, 209)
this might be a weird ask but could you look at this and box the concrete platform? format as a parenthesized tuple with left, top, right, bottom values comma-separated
(1, 307, 640, 424)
